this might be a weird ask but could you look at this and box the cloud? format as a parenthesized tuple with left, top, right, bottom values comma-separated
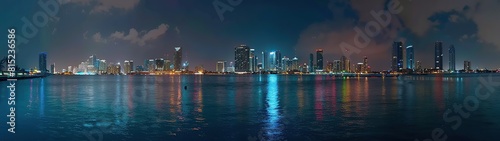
(92, 32, 107, 43)
(83, 31, 89, 39)
(175, 27, 180, 34)
(59, 0, 140, 14)
(91, 0, 140, 13)
(58, 0, 91, 5)
(468, 0, 500, 50)
(108, 23, 169, 46)
(295, 0, 403, 65)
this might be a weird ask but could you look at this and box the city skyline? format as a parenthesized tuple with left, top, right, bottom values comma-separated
(4, 0, 500, 72)
(43, 39, 494, 74)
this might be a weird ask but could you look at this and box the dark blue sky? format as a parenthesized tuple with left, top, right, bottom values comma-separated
(2, 0, 499, 71)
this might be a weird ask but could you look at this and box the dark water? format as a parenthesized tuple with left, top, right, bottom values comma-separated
(1, 74, 500, 141)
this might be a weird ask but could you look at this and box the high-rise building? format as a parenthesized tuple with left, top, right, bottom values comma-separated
(164, 60, 172, 71)
(261, 51, 268, 71)
(309, 53, 314, 73)
(275, 50, 281, 71)
(435, 41, 443, 70)
(363, 56, 368, 73)
(269, 51, 277, 71)
(174, 47, 182, 71)
(99, 60, 107, 74)
(356, 63, 364, 73)
(326, 61, 334, 72)
(254, 56, 258, 72)
(449, 45, 456, 71)
(416, 61, 422, 71)
(292, 57, 299, 71)
(155, 58, 165, 71)
(464, 61, 471, 72)
(340, 56, 350, 72)
(392, 41, 403, 71)
(68, 66, 72, 73)
(148, 59, 155, 72)
(216, 61, 225, 73)
(281, 56, 290, 71)
(50, 63, 55, 74)
(235, 45, 250, 72)
(334, 60, 341, 72)
(250, 49, 255, 72)
(316, 49, 324, 70)
(39, 52, 47, 74)
(406, 45, 414, 70)
(124, 60, 131, 74)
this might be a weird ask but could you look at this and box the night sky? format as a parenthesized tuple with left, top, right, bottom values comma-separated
(2, 0, 499, 71)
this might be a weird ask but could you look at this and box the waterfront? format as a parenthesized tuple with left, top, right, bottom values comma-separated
(1, 74, 500, 141)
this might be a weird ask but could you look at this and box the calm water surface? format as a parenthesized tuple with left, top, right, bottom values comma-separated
(1, 74, 500, 141)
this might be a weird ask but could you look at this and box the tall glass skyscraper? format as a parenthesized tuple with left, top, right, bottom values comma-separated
(309, 53, 314, 73)
(249, 49, 255, 72)
(449, 45, 456, 71)
(406, 45, 414, 70)
(435, 41, 443, 70)
(392, 42, 403, 71)
(275, 50, 281, 71)
(261, 51, 268, 71)
(316, 49, 324, 70)
(174, 47, 182, 71)
(39, 52, 47, 74)
(269, 51, 277, 71)
(235, 45, 250, 72)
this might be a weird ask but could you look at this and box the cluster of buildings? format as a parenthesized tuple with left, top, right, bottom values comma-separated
(33, 41, 490, 76)
(58, 47, 189, 75)
(216, 45, 371, 74)
(391, 41, 473, 74)
(218, 42, 478, 75)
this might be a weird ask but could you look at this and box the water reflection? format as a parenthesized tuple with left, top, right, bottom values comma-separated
(4, 74, 500, 141)
(265, 75, 282, 140)
(40, 79, 45, 117)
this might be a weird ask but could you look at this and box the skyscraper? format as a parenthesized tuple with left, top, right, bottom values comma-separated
(235, 45, 250, 72)
(269, 51, 277, 71)
(326, 61, 334, 72)
(340, 56, 347, 72)
(216, 61, 225, 73)
(435, 41, 443, 70)
(309, 53, 314, 73)
(449, 45, 456, 71)
(392, 41, 403, 71)
(464, 61, 471, 72)
(39, 52, 47, 74)
(316, 49, 324, 70)
(144, 59, 149, 71)
(356, 63, 363, 73)
(261, 51, 268, 71)
(334, 60, 341, 72)
(50, 63, 55, 74)
(275, 50, 281, 71)
(174, 47, 182, 71)
(282, 56, 290, 71)
(406, 45, 414, 70)
(249, 49, 255, 72)
(155, 58, 165, 71)
(363, 56, 368, 73)
(164, 60, 172, 71)
(124, 60, 132, 74)
(416, 61, 422, 71)
(292, 57, 299, 71)
(99, 60, 107, 74)
(148, 59, 155, 72)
